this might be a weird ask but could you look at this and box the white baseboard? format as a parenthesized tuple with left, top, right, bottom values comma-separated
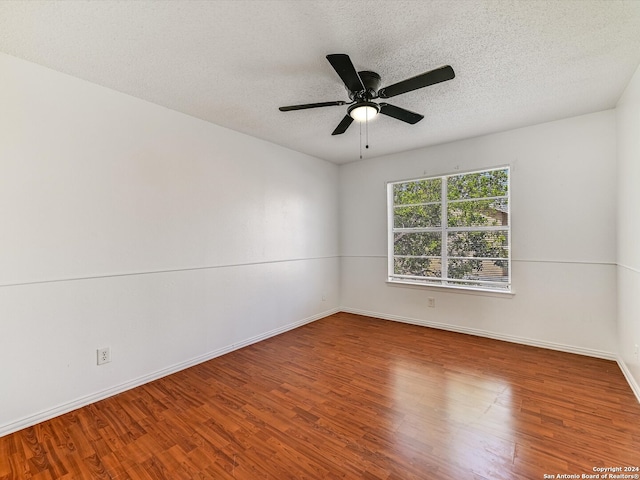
(0, 308, 339, 438)
(616, 356, 640, 404)
(340, 307, 617, 360)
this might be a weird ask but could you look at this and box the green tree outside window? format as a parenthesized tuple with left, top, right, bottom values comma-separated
(389, 168, 510, 291)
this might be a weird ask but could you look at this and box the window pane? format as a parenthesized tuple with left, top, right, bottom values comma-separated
(395, 204, 441, 228)
(447, 259, 509, 283)
(394, 178, 441, 205)
(394, 232, 441, 256)
(447, 231, 509, 258)
(447, 168, 508, 200)
(388, 167, 510, 292)
(394, 257, 442, 278)
(448, 199, 508, 227)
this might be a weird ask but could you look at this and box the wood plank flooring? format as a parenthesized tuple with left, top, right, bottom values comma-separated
(1, 312, 639, 479)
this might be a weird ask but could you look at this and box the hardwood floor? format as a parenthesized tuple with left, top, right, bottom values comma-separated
(2, 312, 639, 479)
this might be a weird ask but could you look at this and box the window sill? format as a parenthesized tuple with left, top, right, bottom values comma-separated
(386, 279, 515, 297)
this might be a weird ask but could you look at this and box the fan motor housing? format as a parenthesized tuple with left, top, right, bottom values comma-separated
(350, 71, 381, 100)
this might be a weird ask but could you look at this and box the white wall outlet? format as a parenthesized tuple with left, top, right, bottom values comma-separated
(322, 293, 327, 302)
(634, 344, 639, 359)
(428, 297, 435, 308)
(97, 347, 111, 365)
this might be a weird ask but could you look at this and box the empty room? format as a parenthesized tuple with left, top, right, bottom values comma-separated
(1, 1, 640, 478)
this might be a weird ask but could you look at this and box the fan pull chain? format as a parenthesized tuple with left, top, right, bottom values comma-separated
(359, 119, 363, 159)
(358, 110, 371, 160)
(366, 110, 370, 150)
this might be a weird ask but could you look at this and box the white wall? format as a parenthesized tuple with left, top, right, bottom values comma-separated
(616, 62, 640, 399)
(0, 53, 340, 436)
(340, 110, 618, 357)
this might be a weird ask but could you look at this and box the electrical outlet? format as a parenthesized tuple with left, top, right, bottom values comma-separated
(97, 347, 111, 365)
(428, 297, 435, 308)
(634, 344, 639, 359)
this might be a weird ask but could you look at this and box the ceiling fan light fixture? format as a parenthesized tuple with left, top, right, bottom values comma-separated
(348, 102, 380, 122)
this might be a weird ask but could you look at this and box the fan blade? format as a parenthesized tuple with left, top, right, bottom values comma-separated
(379, 103, 424, 124)
(326, 54, 365, 94)
(279, 101, 346, 112)
(378, 65, 455, 99)
(331, 115, 354, 135)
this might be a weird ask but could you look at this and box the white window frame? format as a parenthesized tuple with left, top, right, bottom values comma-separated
(387, 167, 511, 293)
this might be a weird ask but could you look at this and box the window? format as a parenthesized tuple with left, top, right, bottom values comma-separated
(387, 167, 510, 292)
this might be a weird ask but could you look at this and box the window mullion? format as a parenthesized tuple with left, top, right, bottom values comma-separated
(394, 227, 442, 233)
(447, 195, 508, 204)
(441, 177, 448, 284)
(393, 201, 441, 208)
(447, 226, 509, 233)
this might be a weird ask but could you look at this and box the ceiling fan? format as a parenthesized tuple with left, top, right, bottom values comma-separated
(279, 54, 455, 135)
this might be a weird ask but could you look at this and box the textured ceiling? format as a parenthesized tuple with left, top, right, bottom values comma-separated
(1, 0, 640, 164)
